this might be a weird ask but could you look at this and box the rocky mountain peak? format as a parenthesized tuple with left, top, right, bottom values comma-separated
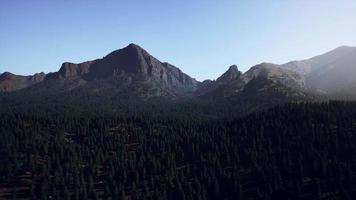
(228, 64, 238, 70)
(0, 72, 15, 79)
(87, 44, 198, 91)
(216, 65, 242, 83)
(31, 72, 46, 82)
(58, 62, 92, 78)
(37, 43, 198, 98)
(87, 43, 151, 78)
(126, 43, 143, 50)
(2, 44, 355, 99)
(0, 72, 47, 92)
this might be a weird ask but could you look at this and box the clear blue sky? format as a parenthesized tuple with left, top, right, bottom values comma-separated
(1, 0, 356, 81)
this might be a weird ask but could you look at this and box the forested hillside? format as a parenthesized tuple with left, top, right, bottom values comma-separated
(1, 101, 356, 200)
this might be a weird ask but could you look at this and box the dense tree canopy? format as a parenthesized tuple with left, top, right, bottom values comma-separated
(1, 101, 356, 199)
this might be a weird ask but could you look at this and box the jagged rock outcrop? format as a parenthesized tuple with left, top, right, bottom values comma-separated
(196, 65, 243, 96)
(8, 43, 198, 98)
(2, 44, 356, 102)
(0, 72, 46, 92)
(86, 43, 198, 92)
(58, 61, 93, 78)
(197, 62, 305, 99)
(45, 61, 95, 80)
(216, 65, 242, 83)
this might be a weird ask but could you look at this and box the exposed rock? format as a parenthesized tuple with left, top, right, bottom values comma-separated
(2, 44, 356, 101)
(242, 63, 305, 88)
(198, 63, 306, 99)
(196, 65, 243, 97)
(0, 72, 46, 92)
(86, 43, 198, 93)
(20, 43, 198, 98)
(45, 61, 95, 80)
(216, 65, 242, 84)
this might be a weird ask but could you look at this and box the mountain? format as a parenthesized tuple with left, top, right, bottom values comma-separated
(80, 43, 198, 98)
(0, 72, 46, 92)
(1, 44, 355, 115)
(196, 65, 242, 96)
(45, 61, 94, 80)
(200, 45, 356, 99)
(242, 63, 304, 88)
(216, 65, 242, 83)
(306, 48, 356, 96)
(283, 46, 355, 75)
(282, 46, 356, 96)
(0, 44, 198, 99)
(197, 63, 315, 113)
(199, 63, 305, 97)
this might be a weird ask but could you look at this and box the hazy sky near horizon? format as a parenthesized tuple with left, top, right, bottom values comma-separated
(1, 0, 356, 81)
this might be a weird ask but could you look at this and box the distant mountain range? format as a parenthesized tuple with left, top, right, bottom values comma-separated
(1, 44, 355, 113)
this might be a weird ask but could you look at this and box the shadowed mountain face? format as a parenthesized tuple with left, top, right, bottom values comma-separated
(197, 63, 310, 104)
(195, 45, 355, 101)
(0, 44, 198, 99)
(196, 65, 243, 96)
(1, 44, 355, 112)
(85, 43, 198, 93)
(216, 65, 242, 83)
(199, 45, 355, 99)
(45, 61, 94, 80)
(0, 72, 46, 92)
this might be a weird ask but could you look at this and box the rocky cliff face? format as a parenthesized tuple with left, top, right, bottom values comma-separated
(0, 72, 46, 92)
(2, 43, 198, 98)
(197, 62, 307, 101)
(45, 61, 95, 80)
(2, 44, 356, 102)
(85, 43, 198, 92)
(216, 65, 242, 83)
(196, 65, 243, 97)
(58, 61, 93, 78)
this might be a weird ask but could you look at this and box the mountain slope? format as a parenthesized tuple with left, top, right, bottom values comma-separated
(81, 43, 198, 98)
(199, 63, 308, 101)
(282, 46, 356, 75)
(306, 49, 356, 95)
(242, 63, 304, 88)
(3, 44, 198, 99)
(281, 46, 356, 95)
(1, 44, 355, 116)
(0, 72, 46, 92)
(196, 65, 242, 96)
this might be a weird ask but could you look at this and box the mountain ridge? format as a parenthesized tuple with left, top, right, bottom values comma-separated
(0, 71, 46, 92)
(1, 44, 355, 107)
(1, 43, 199, 99)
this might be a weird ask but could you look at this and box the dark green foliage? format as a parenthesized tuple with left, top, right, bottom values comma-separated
(1, 101, 356, 199)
